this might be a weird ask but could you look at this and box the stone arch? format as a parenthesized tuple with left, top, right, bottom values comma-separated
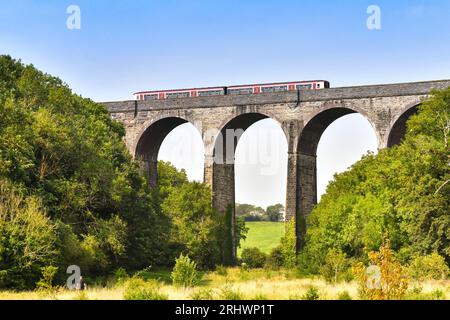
(290, 106, 378, 249)
(207, 111, 287, 155)
(132, 113, 200, 157)
(386, 102, 421, 147)
(208, 111, 287, 263)
(134, 116, 200, 186)
(299, 105, 379, 155)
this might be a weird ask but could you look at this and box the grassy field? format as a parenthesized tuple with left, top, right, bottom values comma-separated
(0, 268, 448, 300)
(1, 222, 448, 301)
(238, 221, 285, 256)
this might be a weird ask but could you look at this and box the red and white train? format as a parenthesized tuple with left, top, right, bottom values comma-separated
(134, 80, 330, 101)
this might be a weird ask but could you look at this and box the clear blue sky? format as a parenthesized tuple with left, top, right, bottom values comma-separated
(1, 1, 450, 208)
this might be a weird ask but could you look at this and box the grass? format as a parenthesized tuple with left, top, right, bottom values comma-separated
(0, 221, 448, 301)
(238, 221, 285, 256)
(1, 268, 448, 300)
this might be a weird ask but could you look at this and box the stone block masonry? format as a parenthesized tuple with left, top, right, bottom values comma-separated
(102, 79, 450, 262)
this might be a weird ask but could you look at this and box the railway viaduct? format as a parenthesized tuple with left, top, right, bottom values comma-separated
(102, 79, 450, 261)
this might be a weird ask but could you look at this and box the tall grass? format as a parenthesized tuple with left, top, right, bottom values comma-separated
(0, 268, 448, 300)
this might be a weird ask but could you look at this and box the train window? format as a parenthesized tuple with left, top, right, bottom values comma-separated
(317, 84, 321, 88)
(144, 94, 158, 100)
(227, 88, 253, 95)
(166, 92, 190, 99)
(296, 84, 312, 90)
(198, 90, 225, 97)
(261, 85, 288, 93)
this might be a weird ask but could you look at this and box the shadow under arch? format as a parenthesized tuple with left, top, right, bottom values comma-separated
(387, 103, 421, 147)
(135, 116, 196, 187)
(293, 107, 378, 249)
(209, 112, 287, 263)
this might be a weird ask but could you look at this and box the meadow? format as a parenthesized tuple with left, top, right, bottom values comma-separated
(1, 224, 448, 301)
(0, 268, 448, 300)
(238, 222, 285, 256)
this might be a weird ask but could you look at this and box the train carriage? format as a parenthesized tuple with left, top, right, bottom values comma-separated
(134, 80, 329, 100)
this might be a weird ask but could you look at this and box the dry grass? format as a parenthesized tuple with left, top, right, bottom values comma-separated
(0, 268, 449, 300)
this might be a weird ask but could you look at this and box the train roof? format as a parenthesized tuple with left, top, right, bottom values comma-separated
(133, 80, 329, 95)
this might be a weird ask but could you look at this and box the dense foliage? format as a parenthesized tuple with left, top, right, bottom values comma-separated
(171, 254, 201, 287)
(236, 203, 284, 222)
(240, 247, 267, 268)
(300, 87, 450, 273)
(0, 56, 226, 288)
(157, 161, 224, 268)
(0, 55, 173, 288)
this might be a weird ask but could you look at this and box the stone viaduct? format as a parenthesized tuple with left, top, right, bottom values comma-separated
(102, 79, 450, 261)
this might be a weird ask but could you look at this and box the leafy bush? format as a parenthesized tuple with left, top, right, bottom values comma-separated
(353, 242, 409, 300)
(408, 253, 449, 280)
(320, 248, 348, 283)
(430, 290, 445, 300)
(123, 277, 168, 300)
(220, 285, 243, 300)
(240, 248, 267, 269)
(265, 246, 284, 270)
(280, 219, 297, 268)
(301, 286, 320, 300)
(0, 179, 57, 289)
(160, 178, 222, 269)
(36, 266, 59, 290)
(114, 267, 129, 284)
(133, 266, 152, 279)
(171, 254, 201, 287)
(404, 287, 446, 300)
(215, 265, 228, 276)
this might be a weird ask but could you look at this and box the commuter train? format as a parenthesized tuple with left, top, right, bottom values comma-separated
(134, 80, 330, 101)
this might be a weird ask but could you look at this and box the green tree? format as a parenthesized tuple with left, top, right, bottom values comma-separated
(0, 179, 57, 289)
(161, 179, 222, 268)
(300, 87, 450, 272)
(266, 204, 284, 222)
(236, 203, 266, 221)
(0, 56, 167, 287)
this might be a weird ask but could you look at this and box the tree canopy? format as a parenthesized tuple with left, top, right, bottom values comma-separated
(300, 87, 450, 273)
(0, 56, 224, 288)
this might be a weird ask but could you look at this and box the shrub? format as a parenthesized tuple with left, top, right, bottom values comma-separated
(114, 267, 129, 284)
(123, 277, 168, 300)
(0, 179, 57, 289)
(301, 286, 320, 300)
(133, 266, 153, 280)
(353, 242, 409, 300)
(240, 262, 249, 272)
(36, 266, 59, 290)
(430, 290, 445, 300)
(240, 247, 267, 269)
(337, 291, 352, 300)
(190, 288, 215, 300)
(171, 254, 201, 287)
(408, 253, 449, 280)
(215, 265, 228, 277)
(320, 248, 348, 283)
(404, 287, 446, 300)
(220, 285, 243, 300)
(265, 246, 284, 270)
(280, 219, 297, 268)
